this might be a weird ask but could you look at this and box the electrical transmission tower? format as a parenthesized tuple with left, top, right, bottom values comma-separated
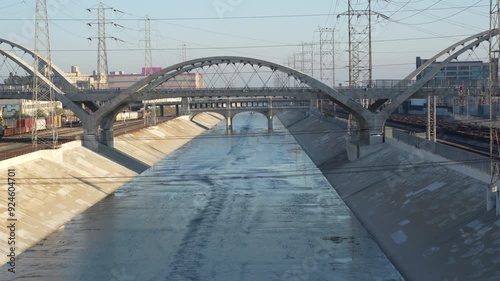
(87, 3, 123, 89)
(298, 42, 314, 77)
(339, 0, 389, 88)
(489, 0, 500, 215)
(317, 27, 336, 88)
(32, 0, 58, 149)
(182, 43, 187, 62)
(144, 16, 156, 125)
(144, 17, 153, 76)
(339, 0, 389, 137)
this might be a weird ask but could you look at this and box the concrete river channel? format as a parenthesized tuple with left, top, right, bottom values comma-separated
(0, 112, 403, 281)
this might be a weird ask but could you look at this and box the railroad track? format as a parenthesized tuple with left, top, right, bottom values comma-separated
(0, 117, 172, 161)
(334, 110, 496, 157)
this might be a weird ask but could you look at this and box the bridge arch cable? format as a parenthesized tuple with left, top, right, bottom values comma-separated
(92, 56, 369, 128)
(0, 38, 79, 93)
(142, 59, 314, 94)
(0, 39, 88, 118)
(381, 29, 498, 115)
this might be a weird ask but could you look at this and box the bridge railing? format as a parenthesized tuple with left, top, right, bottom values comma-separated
(148, 87, 318, 94)
(189, 99, 310, 110)
(336, 80, 416, 90)
(0, 84, 31, 92)
(336, 79, 491, 92)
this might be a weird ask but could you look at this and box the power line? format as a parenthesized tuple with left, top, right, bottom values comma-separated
(42, 33, 477, 53)
(12, 157, 490, 184)
(0, 5, 490, 22)
(392, 0, 484, 28)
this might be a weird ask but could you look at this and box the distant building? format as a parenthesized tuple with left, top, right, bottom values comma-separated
(107, 67, 204, 90)
(1, 65, 205, 119)
(416, 56, 489, 83)
(62, 65, 95, 89)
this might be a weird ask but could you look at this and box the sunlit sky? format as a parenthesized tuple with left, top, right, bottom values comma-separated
(0, 0, 491, 85)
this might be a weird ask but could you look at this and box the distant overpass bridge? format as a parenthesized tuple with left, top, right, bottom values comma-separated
(188, 98, 310, 131)
(0, 29, 497, 153)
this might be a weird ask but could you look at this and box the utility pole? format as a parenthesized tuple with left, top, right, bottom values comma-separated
(32, 0, 58, 149)
(489, 0, 500, 216)
(87, 2, 124, 89)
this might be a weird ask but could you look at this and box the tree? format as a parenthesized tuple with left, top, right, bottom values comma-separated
(10, 112, 30, 119)
(35, 109, 46, 118)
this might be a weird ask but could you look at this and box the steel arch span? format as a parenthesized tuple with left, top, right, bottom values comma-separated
(374, 29, 499, 117)
(0, 38, 77, 93)
(92, 56, 371, 132)
(0, 45, 87, 119)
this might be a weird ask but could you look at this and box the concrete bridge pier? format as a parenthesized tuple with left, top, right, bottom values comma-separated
(80, 116, 100, 151)
(487, 184, 500, 216)
(159, 105, 164, 117)
(227, 116, 233, 131)
(99, 116, 117, 148)
(176, 104, 181, 116)
(347, 112, 388, 160)
(181, 98, 191, 115)
(310, 98, 318, 111)
(268, 115, 273, 131)
(100, 129, 115, 148)
(362, 112, 388, 145)
(82, 130, 100, 151)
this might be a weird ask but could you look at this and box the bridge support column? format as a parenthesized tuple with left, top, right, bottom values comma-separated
(310, 98, 319, 111)
(487, 184, 500, 216)
(181, 98, 191, 115)
(347, 113, 388, 161)
(100, 129, 114, 148)
(227, 116, 233, 131)
(360, 113, 388, 145)
(160, 105, 165, 117)
(175, 105, 180, 117)
(82, 131, 99, 151)
(268, 115, 273, 131)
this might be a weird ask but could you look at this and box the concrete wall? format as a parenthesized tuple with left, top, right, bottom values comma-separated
(278, 111, 500, 281)
(114, 113, 222, 166)
(0, 112, 222, 265)
(391, 129, 490, 174)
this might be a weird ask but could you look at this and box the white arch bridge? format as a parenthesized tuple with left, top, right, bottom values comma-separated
(0, 29, 497, 155)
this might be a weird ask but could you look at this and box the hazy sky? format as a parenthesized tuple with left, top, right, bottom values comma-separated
(0, 0, 491, 85)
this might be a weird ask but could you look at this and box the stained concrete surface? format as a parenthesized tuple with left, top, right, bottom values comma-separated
(0, 112, 403, 281)
(279, 111, 500, 281)
(0, 113, 221, 266)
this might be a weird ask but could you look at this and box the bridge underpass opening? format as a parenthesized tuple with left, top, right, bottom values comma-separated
(231, 111, 271, 132)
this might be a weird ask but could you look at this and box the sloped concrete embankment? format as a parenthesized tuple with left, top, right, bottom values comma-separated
(0, 113, 222, 265)
(278, 111, 500, 281)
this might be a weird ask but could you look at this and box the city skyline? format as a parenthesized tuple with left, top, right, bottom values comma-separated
(0, 0, 492, 85)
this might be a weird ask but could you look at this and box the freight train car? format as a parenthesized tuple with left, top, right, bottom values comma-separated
(0, 116, 62, 139)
